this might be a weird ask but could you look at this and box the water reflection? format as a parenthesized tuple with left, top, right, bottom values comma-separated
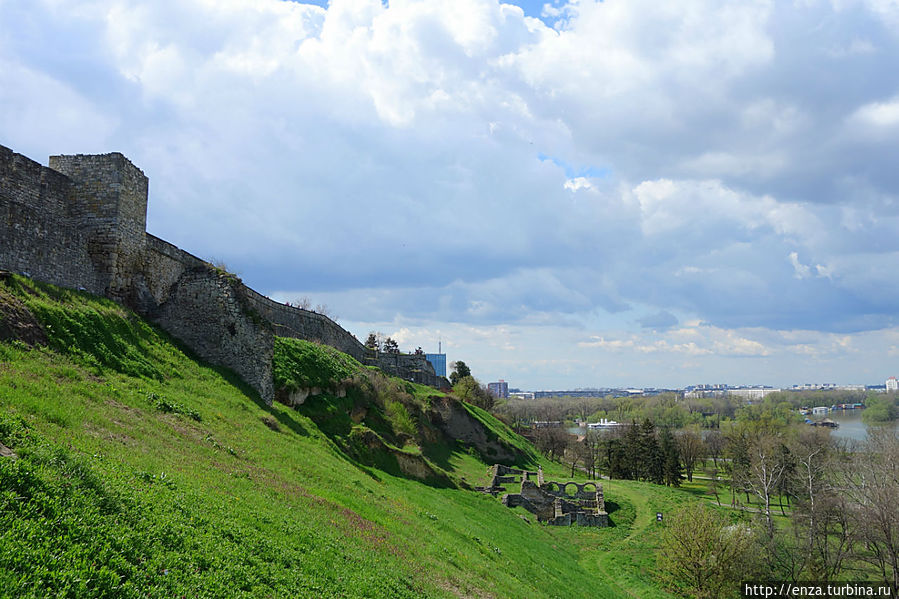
(814, 409, 899, 442)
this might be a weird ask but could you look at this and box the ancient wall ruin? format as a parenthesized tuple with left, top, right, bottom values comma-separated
(0, 144, 441, 402)
(484, 465, 609, 527)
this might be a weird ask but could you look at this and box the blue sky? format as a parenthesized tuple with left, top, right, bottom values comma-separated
(2, 0, 899, 390)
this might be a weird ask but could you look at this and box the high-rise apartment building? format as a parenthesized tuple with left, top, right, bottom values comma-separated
(488, 380, 509, 398)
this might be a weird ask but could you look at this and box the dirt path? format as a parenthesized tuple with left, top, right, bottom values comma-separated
(591, 484, 656, 599)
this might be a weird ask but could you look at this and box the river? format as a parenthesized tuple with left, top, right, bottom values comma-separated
(568, 410, 899, 443)
(813, 409, 899, 442)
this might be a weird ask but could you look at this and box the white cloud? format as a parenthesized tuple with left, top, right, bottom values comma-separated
(563, 176, 596, 192)
(789, 252, 812, 279)
(849, 97, 899, 128)
(3, 0, 899, 387)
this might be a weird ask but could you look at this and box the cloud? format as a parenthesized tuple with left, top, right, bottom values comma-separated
(3, 0, 899, 386)
(637, 311, 679, 330)
(849, 96, 899, 128)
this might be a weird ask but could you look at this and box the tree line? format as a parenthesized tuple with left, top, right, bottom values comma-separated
(494, 390, 899, 432)
(659, 426, 899, 598)
(526, 413, 899, 596)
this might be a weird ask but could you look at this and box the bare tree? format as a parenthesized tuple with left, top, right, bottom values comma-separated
(705, 430, 725, 468)
(845, 430, 899, 593)
(724, 426, 753, 508)
(564, 438, 582, 477)
(746, 432, 790, 537)
(789, 428, 852, 582)
(534, 427, 570, 461)
(704, 466, 721, 506)
(581, 430, 601, 480)
(677, 428, 705, 482)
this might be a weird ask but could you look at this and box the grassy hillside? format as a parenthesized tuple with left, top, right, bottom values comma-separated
(0, 275, 703, 598)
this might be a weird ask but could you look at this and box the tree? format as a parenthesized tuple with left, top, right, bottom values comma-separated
(639, 419, 664, 484)
(705, 430, 725, 468)
(658, 503, 761, 599)
(705, 466, 722, 506)
(364, 332, 380, 352)
(293, 296, 313, 310)
(452, 376, 494, 411)
(565, 438, 582, 478)
(619, 421, 642, 480)
(534, 427, 570, 461)
(449, 361, 471, 386)
(677, 429, 704, 482)
(789, 428, 852, 582)
(746, 431, 790, 537)
(660, 427, 682, 487)
(845, 430, 899, 594)
(581, 430, 601, 480)
(383, 337, 399, 354)
(862, 394, 898, 425)
(606, 437, 628, 480)
(413, 347, 424, 355)
(724, 426, 752, 508)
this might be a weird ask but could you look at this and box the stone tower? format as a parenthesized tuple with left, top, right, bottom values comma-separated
(48, 152, 149, 300)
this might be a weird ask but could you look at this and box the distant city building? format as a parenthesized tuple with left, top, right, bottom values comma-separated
(791, 383, 838, 391)
(684, 389, 728, 399)
(728, 388, 781, 401)
(789, 383, 866, 392)
(685, 384, 728, 392)
(488, 380, 509, 398)
(887, 377, 898, 392)
(425, 353, 446, 378)
(684, 385, 779, 400)
(534, 389, 607, 399)
(509, 391, 535, 400)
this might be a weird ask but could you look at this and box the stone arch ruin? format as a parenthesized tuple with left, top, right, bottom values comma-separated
(484, 465, 609, 527)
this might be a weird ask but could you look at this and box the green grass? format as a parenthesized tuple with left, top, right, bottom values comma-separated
(0, 275, 712, 598)
(273, 337, 361, 391)
(459, 400, 540, 465)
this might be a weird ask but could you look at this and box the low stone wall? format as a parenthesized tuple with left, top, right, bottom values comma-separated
(498, 474, 609, 527)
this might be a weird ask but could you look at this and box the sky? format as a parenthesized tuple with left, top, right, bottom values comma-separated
(2, 0, 899, 390)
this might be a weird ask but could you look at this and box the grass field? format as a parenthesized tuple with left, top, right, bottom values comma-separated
(0, 275, 723, 598)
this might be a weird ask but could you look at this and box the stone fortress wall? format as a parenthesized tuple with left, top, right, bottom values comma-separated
(0, 144, 441, 403)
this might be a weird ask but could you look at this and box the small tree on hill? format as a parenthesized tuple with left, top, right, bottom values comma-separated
(449, 361, 471, 386)
(452, 375, 494, 411)
(365, 332, 380, 352)
(383, 337, 400, 354)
